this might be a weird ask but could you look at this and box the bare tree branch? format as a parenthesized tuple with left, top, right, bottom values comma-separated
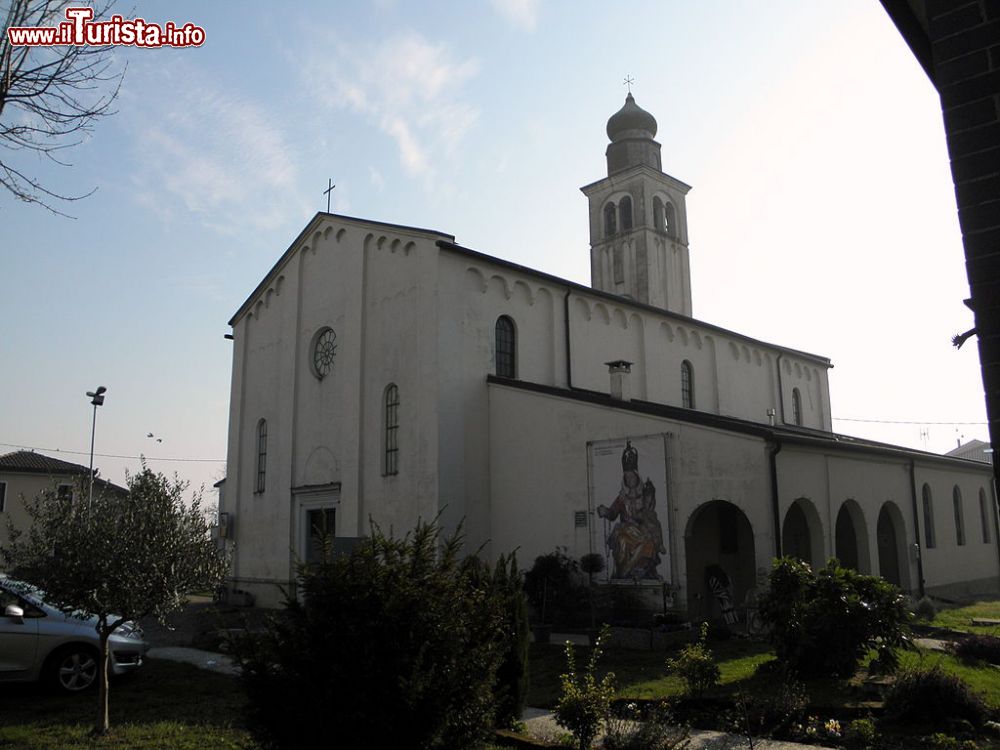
(1, 0, 125, 215)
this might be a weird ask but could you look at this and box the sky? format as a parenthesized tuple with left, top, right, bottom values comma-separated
(0, 1, 989, 501)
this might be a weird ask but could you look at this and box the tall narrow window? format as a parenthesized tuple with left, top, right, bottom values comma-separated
(954, 485, 966, 546)
(980, 488, 991, 543)
(619, 195, 633, 231)
(791, 388, 803, 426)
(653, 196, 664, 231)
(384, 384, 399, 476)
(922, 483, 936, 548)
(681, 360, 694, 409)
(256, 419, 267, 493)
(495, 316, 516, 378)
(612, 246, 624, 284)
(603, 202, 617, 237)
(664, 202, 677, 239)
(0, 481, 6, 513)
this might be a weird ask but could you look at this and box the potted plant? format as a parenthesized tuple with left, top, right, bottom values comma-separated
(526, 550, 573, 643)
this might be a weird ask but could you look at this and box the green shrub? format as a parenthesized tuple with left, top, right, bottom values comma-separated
(555, 626, 616, 750)
(758, 557, 911, 678)
(604, 701, 690, 750)
(953, 633, 1000, 665)
(486, 555, 531, 728)
(733, 675, 808, 738)
(884, 667, 987, 728)
(235, 521, 519, 750)
(844, 717, 879, 749)
(580, 553, 606, 578)
(928, 733, 980, 750)
(666, 623, 720, 697)
(914, 595, 938, 622)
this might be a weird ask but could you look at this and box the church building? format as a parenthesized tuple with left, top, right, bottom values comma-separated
(220, 94, 998, 614)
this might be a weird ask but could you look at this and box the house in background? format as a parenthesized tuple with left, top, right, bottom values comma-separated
(0, 450, 126, 560)
(947, 439, 995, 465)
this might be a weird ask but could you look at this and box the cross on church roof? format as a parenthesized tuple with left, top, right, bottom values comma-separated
(323, 178, 336, 213)
(623, 75, 634, 93)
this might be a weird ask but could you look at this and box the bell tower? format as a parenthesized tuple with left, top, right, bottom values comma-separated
(581, 93, 693, 316)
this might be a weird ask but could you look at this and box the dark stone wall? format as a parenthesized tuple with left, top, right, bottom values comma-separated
(886, 0, 1000, 490)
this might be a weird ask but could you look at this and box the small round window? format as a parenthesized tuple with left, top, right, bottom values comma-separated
(312, 327, 337, 379)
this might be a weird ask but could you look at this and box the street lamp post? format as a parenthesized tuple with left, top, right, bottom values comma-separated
(86, 386, 107, 505)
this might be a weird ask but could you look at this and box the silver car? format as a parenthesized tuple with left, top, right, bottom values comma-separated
(0, 576, 149, 692)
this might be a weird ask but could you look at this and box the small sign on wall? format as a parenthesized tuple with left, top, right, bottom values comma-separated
(587, 434, 672, 584)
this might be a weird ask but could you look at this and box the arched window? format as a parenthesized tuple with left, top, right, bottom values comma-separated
(954, 485, 966, 546)
(384, 384, 399, 476)
(681, 360, 694, 409)
(653, 196, 664, 231)
(922, 483, 936, 548)
(980, 487, 991, 543)
(495, 316, 516, 378)
(664, 202, 677, 239)
(791, 388, 803, 426)
(619, 195, 633, 231)
(603, 202, 617, 237)
(255, 419, 267, 494)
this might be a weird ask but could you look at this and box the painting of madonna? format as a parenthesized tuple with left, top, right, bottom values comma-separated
(596, 439, 667, 580)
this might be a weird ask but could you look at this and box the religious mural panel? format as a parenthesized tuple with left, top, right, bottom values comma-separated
(587, 434, 671, 584)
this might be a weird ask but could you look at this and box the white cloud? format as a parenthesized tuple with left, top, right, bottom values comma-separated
(369, 167, 386, 192)
(300, 30, 479, 181)
(123, 62, 305, 234)
(490, 0, 539, 31)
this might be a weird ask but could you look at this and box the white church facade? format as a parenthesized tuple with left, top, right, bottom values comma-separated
(220, 94, 998, 614)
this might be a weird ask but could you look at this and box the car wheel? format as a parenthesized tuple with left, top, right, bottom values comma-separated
(46, 645, 100, 692)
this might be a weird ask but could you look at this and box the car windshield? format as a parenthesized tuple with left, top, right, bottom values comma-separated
(0, 578, 131, 624)
(0, 577, 48, 614)
(0, 578, 49, 606)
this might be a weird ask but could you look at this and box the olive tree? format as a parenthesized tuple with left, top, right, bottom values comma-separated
(2, 466, 229, 735)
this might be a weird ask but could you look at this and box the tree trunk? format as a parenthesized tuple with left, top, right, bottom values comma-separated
(588, 572, 595, 630)
(96, 629, 110, 735)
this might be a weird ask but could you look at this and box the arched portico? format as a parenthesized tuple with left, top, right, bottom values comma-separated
(684, 500, 756, 625)
(834, 500, 871, 573)
(877, 501, 912, 591)
(782, 498, 824, 568)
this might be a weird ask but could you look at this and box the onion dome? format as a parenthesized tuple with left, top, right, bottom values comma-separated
(606, 93, 657, 142)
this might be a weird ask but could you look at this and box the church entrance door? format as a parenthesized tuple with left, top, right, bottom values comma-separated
(293, 485, 341, 566)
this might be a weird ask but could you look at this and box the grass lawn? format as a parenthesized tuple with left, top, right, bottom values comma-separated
(0, 658, 259, 749)
(528, 638, 776, 708)
(931, 600, 1000, 635)
(530, 636, 1000, 713)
